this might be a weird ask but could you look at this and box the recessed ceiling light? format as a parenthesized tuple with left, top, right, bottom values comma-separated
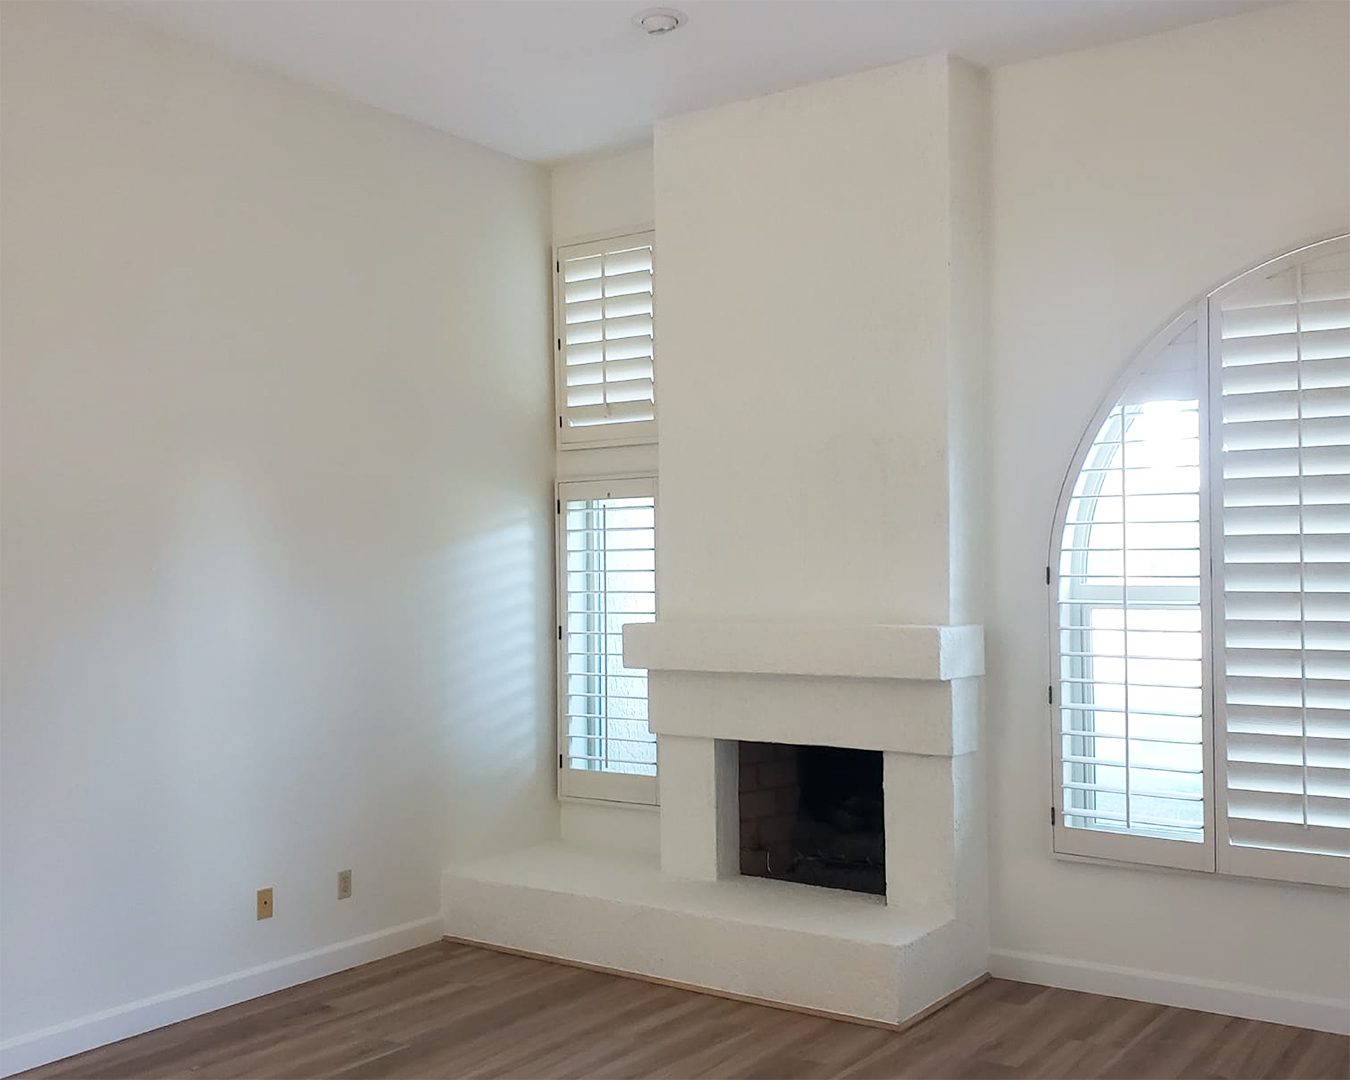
(633, 7, 687, 36)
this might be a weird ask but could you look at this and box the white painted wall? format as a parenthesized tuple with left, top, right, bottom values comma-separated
(987, 0, 1350, 1017)
(655, 57, 980, 627)
(551, 145, 655, 244)
(0, 3, 556, 1068)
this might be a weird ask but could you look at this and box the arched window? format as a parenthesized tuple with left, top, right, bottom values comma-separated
(1052, 236, 1349, 888)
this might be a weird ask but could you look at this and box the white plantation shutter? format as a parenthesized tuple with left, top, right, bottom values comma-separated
(1053, 313, 1213, 872)
(555, 233, 656, 447)
(1211, 237, 1350, 887)
(1051, 235, 1350, 888)
(557, 477, 658, 805)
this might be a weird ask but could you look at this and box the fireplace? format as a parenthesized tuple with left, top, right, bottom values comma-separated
(450, 619, 985, 1025)
(738, 741, 885, 896)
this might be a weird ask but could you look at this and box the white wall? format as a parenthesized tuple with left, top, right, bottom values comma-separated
(987, 0, 1350, 1022)
(655, 58, 970, 627)
(549, 146, 661, 854)
(0, 3, 556, 1068)
(551, 145, 655, 244)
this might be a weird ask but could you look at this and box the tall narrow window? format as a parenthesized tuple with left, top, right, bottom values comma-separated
(1051, 235, 1348, 888)
(557, 477, 657, 805)
(555, 232, 656, 448)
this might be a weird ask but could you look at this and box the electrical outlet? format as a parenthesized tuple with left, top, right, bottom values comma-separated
(256, 887, 273, 920)
(337, 869, 352, 900)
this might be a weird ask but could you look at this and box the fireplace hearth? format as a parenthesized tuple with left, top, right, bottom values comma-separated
(738, 741, 885, 896)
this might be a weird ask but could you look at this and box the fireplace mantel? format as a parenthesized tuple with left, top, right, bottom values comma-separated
(626, 621, 983, 758)
(624, 621, 984, 682)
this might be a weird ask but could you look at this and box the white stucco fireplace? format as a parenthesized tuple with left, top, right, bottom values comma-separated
(627, 622, 982, 901)
(443, 51, 991, 1027)
(442, 622, 988, 1026)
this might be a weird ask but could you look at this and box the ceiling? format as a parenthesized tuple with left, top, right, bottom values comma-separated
(111, 0, 1279, 162)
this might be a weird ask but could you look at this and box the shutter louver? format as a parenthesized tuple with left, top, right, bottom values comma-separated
(556, 478, 658, 805)
(1213, 238, 1350, 886)
(556, 233, 656, 446)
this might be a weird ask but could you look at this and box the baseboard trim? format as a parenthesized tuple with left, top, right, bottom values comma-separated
(989, 948, 1350, 1036)
(442, 933, 989, 1032)
(0, 916, 443, 1078)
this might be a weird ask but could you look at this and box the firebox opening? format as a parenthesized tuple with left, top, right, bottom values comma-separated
(738, 741, 885, 897)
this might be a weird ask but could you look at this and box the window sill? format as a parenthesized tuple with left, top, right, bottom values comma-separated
(1051, 843, 1349, 890)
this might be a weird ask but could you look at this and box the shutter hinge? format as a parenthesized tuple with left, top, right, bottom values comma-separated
(557, 625, 563, 641)
(559, 415, 564, 428)
(556, 261, 560, 273)
(1048, 684, 1054, 705)
(556, 498, 561, 514)
(1045, 565, 1051, 585)
(1050, 806, 1057, 826)
(556, 337, 561, 351)
(559, 753, 564, 770)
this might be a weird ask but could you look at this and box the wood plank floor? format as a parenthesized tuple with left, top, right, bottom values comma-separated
(22, 941, 1350, 1079)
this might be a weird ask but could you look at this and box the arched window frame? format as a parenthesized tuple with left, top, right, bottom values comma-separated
(1048, 235, 1350, 888)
